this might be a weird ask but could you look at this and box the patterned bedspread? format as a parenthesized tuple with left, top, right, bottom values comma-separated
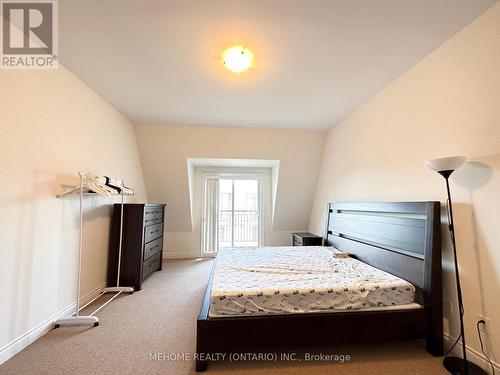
(209, 246, 415, 317)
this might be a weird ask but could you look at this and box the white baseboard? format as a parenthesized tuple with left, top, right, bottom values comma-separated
(444, 333, 499, 374)
(164, 250, 201, 259)
(0, 281, 107, 366)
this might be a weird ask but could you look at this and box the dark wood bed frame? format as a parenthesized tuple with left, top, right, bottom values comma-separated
(196, 202, 443, 371)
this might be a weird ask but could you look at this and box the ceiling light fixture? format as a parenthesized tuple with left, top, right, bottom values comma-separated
(222, 45, 254, 73)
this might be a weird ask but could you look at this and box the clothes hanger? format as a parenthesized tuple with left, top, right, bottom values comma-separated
(104, 176, 135, 196)
(86, 174, 118, 197)
(87, 179, 109, 197)
(57, 173, 127, 198)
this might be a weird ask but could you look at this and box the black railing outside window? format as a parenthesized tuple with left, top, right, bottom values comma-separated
(219, 209, 259, 246)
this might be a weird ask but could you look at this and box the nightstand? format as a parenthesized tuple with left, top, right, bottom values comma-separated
(292, 232, 323, 246)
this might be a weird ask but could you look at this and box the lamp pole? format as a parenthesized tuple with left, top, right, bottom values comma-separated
(443, 174, 468, 374)
(426, 156, 487, 375)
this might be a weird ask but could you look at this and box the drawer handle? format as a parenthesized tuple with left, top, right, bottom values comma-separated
(148, 244, 159, 252)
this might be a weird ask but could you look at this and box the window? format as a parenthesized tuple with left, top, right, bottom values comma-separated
(218, 178, 260, 248)
(202, 175, 262, 255)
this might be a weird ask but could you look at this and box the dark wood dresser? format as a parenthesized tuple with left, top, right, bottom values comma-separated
(292, 232, 323, 246)
(107, 203, 166, 291)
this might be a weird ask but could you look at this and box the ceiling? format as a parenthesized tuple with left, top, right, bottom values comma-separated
(59, 0, 496, 130)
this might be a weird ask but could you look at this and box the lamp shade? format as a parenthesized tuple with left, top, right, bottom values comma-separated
(426, 156, 466, 173)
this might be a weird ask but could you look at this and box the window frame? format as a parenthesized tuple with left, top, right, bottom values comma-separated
(201, 172, 264, 256)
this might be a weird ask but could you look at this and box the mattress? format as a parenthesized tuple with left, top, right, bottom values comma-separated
(209, 246, 416, 317)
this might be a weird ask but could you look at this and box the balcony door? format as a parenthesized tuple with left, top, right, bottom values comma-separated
(202, 175, 262, 256)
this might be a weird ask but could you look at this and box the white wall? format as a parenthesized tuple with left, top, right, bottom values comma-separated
(134, 124, 325, 257)
(0, 66, 147, 362)
(309, 2, 500, 370)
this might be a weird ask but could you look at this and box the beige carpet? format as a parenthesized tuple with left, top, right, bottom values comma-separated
(0, 259, 447, 375)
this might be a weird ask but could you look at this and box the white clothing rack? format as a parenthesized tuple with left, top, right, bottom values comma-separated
(54, 172, 135, 328)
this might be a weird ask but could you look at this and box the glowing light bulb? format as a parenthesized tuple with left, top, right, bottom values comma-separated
(222, 45, 254, 73)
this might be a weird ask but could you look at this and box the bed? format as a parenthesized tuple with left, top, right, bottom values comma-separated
(196, 202, 443, 371)
(209, 246, 418, 316)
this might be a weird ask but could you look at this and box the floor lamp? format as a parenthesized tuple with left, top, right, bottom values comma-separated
(426, 156, 487, 375)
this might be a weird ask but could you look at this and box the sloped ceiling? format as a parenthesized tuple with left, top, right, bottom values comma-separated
(59, 0, 496, 129)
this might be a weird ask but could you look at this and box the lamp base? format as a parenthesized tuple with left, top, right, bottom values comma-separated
(443, 357, 488, 375)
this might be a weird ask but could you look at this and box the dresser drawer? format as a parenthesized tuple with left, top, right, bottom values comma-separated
(303, 237, 322, 246)
(292, 232, 322, 246)
(144, 237, 162, 261)
(292, 234, 303, 245)
(143, 251, 161, 280)
(144, 223, 163, 243)
(154, 208, 164, 224)
(144, 208, 156, 227)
